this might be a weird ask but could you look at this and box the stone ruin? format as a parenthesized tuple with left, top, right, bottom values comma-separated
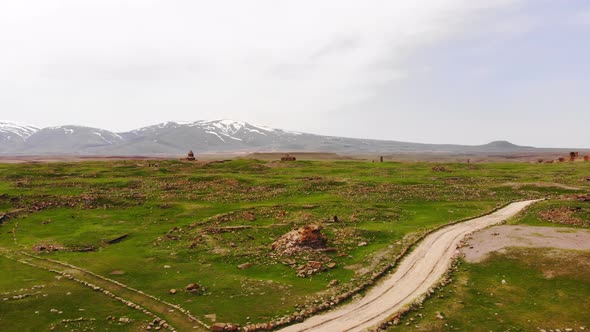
(584, 155, 590, 162)
(186, 150, 196, 161)
(281, 154, 296, 161)
(271, 225, 327, 256)
(570, 152, 579, 161)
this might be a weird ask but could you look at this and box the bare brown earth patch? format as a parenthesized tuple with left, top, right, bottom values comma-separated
(462, 225, 590, 263)
(538, 206, 590, 227)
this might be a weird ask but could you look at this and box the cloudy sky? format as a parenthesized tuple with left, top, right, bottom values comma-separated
(1, 0, 588, 147)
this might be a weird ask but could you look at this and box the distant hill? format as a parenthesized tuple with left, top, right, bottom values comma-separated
(0, 119, 568, 156)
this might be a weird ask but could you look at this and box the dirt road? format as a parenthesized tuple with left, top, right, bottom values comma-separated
(280, 200, 539, 332)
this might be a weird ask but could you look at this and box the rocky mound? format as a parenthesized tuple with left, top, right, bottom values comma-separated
(272, 225, 328, 256)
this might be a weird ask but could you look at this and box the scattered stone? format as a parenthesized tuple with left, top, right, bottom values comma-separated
(118, 317, 131, 323)
(296, 261, 325, 278)
(435, 312, 444, 320)
(110, 270, 125, 275)
(169, 289, 177, 295)
(163, 265, 171, 269)
(501, 279, 507, 285)
(357, 242, 368, 247)
(238, 263, 253, 270)
(328, 279, 339, 287)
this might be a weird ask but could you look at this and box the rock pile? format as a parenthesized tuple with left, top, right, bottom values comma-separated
(32, 244, 64, 252)
(271, 225, 328, 256)
(185, 283, 204, 295)
(211, 322, 240, 331)
(431, 166, 452, 172)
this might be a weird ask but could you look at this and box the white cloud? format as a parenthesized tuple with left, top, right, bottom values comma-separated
(0, 1, 523, 128)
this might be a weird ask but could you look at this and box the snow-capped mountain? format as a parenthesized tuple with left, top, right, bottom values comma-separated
(101, 120, 308, 155)
(0, 119, 538, 156)
(23, 126, 124, 154)
(0, 121, 39, 143)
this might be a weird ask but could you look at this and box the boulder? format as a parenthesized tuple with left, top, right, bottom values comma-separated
(185, 283, 203, 294)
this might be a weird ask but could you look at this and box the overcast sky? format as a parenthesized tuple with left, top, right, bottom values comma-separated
(1, 0, 588, 147)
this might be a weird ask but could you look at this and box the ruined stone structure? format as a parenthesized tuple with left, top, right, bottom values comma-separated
(570, 152, 579, 161)
(585, 155, 590, 161)
(186, 150, 196, 161)
(271, 225, 327, 256)
(281, 154, 296, 161)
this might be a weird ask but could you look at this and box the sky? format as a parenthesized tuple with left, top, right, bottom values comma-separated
(0, 0, 588, 147)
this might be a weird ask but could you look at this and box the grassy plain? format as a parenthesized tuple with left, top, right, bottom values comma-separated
(0, 159, 588, 331)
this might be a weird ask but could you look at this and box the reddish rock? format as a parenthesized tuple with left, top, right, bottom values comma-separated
(185, 283, 203, 294)
(238, 263, 253, 270)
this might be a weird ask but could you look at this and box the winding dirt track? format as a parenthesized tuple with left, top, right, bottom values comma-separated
(280, 200, 539, 332)
(0, 249, 208, 332)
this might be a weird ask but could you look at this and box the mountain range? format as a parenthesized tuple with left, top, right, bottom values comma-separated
(0, 119, 550, 156)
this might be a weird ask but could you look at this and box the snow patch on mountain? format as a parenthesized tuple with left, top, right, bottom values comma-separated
(0, 121, 39, 140)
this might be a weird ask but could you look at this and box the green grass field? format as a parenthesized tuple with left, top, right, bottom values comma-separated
(0, 159, 588, 331)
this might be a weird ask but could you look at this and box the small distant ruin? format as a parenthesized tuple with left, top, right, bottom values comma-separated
(585, 156, 590, 161)
(379, 156, 384, 163)
(281, 154, 296, 161)
(570, 152, 579, 161)
(186, 150, 196, 161)
(558, 157, 566, 162)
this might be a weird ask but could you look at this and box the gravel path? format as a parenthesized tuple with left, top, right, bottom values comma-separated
(279, 200, 539, 332)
